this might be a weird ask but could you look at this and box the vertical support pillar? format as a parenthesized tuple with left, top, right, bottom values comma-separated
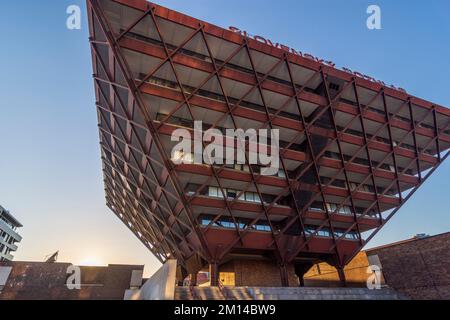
(279, 264, 289, 287)
(176, 265, 188, 286)
(190, 273, 198, 286)
(337, 267, 347, 287)
(294, 263, 313, 287)
(209, 262, 219, 287)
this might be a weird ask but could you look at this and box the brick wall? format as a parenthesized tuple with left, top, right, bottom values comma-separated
(0, 261, 144, 300)
(303, 252, 381, 287)
(303, 232, 450, 299)
(368, 233, 450, 300)
(220, 259, 298, 287)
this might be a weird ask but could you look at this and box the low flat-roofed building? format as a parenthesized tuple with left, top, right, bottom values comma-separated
(0, 261, 144, 300)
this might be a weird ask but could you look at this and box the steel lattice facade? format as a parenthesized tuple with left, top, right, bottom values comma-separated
(87, 0, 450, 285)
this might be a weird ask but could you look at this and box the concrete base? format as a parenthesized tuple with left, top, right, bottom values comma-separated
(125, 259, 177, 300)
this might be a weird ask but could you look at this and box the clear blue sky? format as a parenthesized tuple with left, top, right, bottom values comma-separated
(0, 1, 449, 276)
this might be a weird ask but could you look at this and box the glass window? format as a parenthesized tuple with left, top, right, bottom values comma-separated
(317, 229, 329, 237)
(255, 224, 271, 232)
(227, 189, 237, 199)
(208, 186, 218, 197)
(326, 203, 337, 213)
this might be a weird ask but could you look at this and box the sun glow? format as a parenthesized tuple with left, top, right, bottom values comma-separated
(79, 256, 105, 267)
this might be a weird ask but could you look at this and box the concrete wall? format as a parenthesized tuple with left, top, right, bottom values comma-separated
(126, 259, 177, 300)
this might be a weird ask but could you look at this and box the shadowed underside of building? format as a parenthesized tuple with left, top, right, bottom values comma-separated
(87, 0, 450, 287)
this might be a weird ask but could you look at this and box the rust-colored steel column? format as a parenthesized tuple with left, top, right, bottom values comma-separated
(337, 267, 347, 287)
(279, 264, 289, 287)
(190, 273, 198, 287)
(209, 262, 219, 287)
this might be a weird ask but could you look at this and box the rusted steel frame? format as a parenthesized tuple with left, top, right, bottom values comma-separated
(153, 41, 246, 132)
(102, 160, 175, 262)
(243, 44, 310, 258)
(198, 52, 323, 248)
(93, 53, 196, 227)
(408, 99, 422, 181)
(194, 52, 301, 234)
(280, 66, 381, 260)
(284, 65, 345, 264)
(147, 10, 246, 244)
(92, 43, 194, 229)
(353, 80, 383, 223)
(302, 80, 355, 133)
(288, 91, 410, 223)
(89, 0, 213, 261)
(432, 108, 442, 162)
(357, 106, 447, 202)
(329, 118, 450, 252)
(116, 6, 152, 42)
(276, 86, 417, 253)
(104, 175, 169, 261)
(332, 109, 444, 234)
(381, 90, 403, 201)
(136, 26, 203, 89)
(182, 48, 287, 210)
(105, 199, 165, 263)
(102, 174, 160, 248)
(91, 10, 185, 220)
(320, 70, 363, 246)
(98, 124, 195, 261)
(180, 43, 317, 231)
(106, 183, 182, 263)
(321, 94, 417, 246)
(187, 67, 318, 218)
(189, 41, 325, 259)
(102, 156, 186, 262)
(274, 82, 384, 239)
(196, 28, 285, 258)
(201, 63, 325, 252)
(96, 106, 180, 224)
(90, 39, 109, 45)
(98, 123, 194, 238)
(343, 150, 449, 265)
